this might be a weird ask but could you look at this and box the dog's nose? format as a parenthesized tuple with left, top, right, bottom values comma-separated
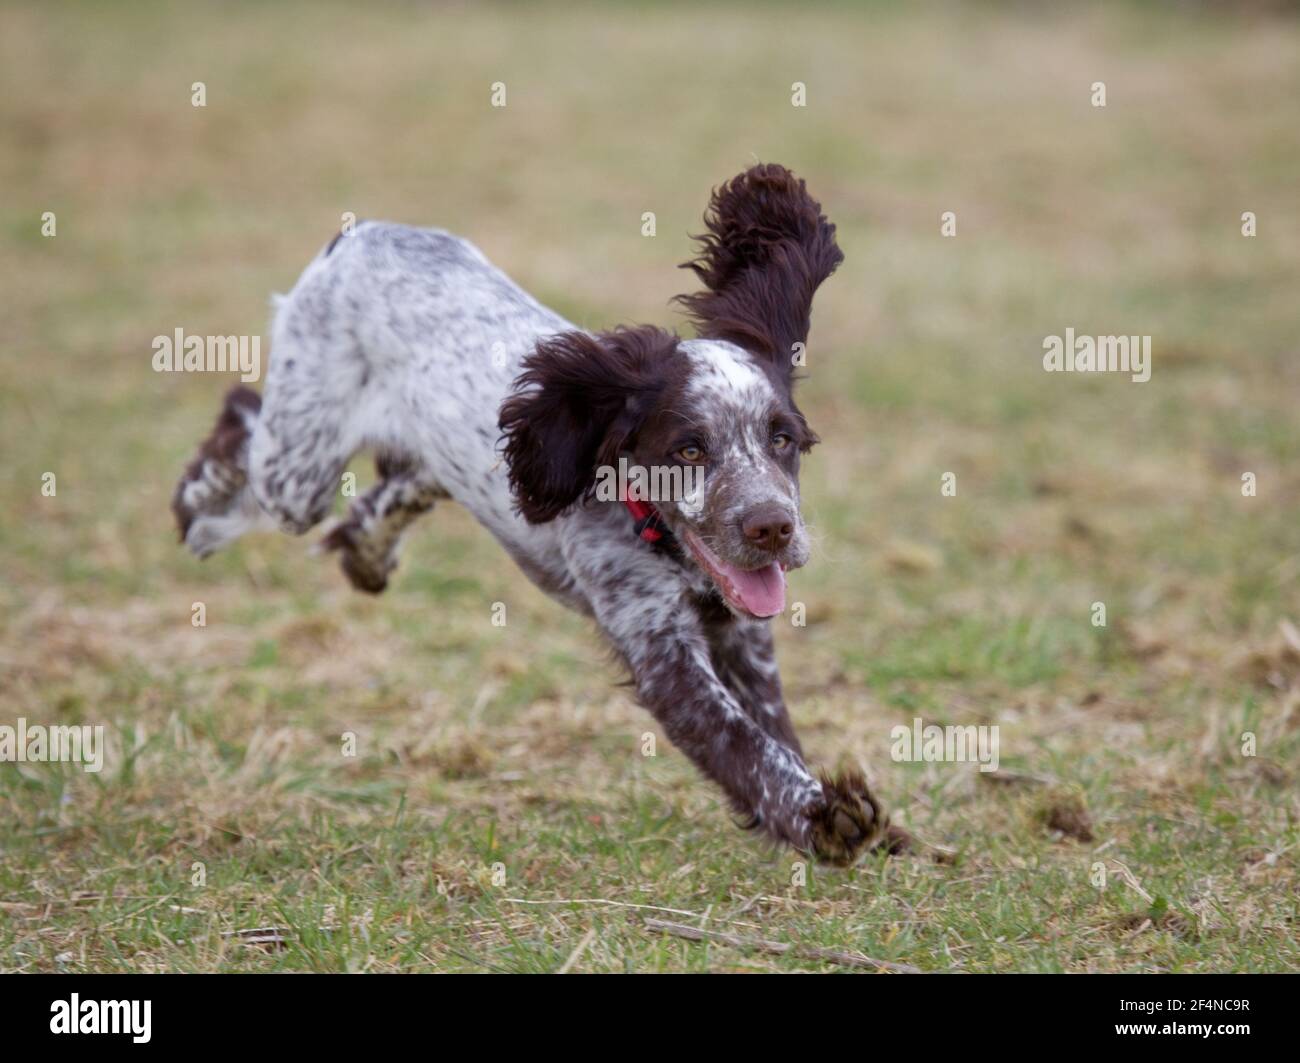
(741, 505, 794, 552)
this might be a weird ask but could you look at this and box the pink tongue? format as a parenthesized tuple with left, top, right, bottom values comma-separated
(719, 560, 786, 617)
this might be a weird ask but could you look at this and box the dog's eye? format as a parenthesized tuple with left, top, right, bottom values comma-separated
(676, 444, 705, 463)
(772, 433, 793, 452)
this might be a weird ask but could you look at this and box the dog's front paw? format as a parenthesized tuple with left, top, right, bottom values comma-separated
(808, 769, 888, 867)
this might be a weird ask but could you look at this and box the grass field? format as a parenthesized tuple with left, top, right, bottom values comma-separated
(2, 0, 1299, 972)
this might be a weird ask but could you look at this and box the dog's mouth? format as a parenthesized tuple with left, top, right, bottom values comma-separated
(684, 531, 786, 618)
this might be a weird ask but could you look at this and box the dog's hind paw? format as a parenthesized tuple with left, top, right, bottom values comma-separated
(320, 520, 393, 594)
(808, 769, 889, 867)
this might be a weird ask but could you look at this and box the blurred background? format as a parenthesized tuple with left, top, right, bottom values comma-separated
(1, 1, 1297, 972)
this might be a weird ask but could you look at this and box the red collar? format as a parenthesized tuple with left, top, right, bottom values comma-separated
(623, 497, 669, 544)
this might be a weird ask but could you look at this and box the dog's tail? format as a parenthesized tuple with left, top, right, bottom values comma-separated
(172, 385, 271, 558)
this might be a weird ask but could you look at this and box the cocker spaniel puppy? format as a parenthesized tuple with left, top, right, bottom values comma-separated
(174, 164, 891, 865)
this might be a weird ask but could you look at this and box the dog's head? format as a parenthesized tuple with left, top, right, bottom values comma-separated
(499, 163, 842, 620)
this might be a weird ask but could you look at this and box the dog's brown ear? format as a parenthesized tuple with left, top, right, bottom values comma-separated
(498, 326, 679, 523)
(673, 163, 843, 383)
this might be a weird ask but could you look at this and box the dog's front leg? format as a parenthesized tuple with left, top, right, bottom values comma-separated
(631, 621, 885, 863)
(579, 576, 886, 864)
(702, 614, 805, 752)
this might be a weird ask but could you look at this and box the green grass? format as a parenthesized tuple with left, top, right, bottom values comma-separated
(2, 0, 1299, 972)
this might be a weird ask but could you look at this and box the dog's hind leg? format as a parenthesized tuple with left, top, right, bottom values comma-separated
(319, 454, 445, 593)
(172, 378, 355, 556)
(244, 397, 355, 538)
(175, 235, 402, 559)
(173, 385, 273, 558)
